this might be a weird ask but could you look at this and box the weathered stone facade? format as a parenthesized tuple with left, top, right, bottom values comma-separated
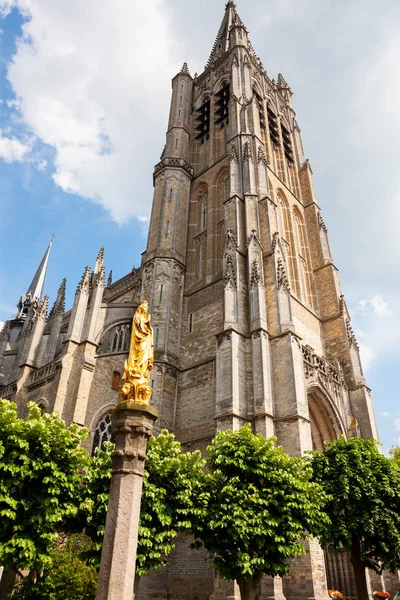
(0, 2, 394, 598)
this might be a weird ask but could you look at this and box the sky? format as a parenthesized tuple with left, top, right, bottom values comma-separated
(0, 0, 399, 450)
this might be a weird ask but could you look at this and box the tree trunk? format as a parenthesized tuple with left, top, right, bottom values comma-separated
(133, 574, 141, 600)
(350, 542, 369, 600)
(239, 576, 259, 600)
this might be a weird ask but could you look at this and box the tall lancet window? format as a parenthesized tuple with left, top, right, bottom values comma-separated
(293, 208, 315, 308)
(277, 192, 300, 297)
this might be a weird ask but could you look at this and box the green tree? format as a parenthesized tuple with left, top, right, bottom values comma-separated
(82, 430, 205, 595)
(0, 399, 89, 583)
(191, 424, 329, 600)
(11, 534, 98, 600)
(309, 436, 400, 600)
(390, 446, 400, 467)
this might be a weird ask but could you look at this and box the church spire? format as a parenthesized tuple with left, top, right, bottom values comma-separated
(17, 239, 53, 319)
(205, 1, 247, 69)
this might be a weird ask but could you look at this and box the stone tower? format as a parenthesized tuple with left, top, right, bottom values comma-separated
(139, 2, 381, 598)
(0, 2, 390, 598)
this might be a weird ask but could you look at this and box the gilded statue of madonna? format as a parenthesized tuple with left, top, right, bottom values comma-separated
(119, 299, 154, 405)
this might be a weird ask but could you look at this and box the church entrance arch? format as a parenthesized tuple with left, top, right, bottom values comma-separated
(307, 387, 357, 600)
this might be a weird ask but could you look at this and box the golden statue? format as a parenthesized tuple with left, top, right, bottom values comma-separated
(118, 299, 154, 405)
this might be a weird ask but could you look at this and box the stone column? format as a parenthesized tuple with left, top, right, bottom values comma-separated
(96, 402, 158, 600)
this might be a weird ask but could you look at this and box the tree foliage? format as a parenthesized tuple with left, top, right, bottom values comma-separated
(191, 424, 329, 592)
(309, 436, 400, 600)
(390, 446, 400, 467)
(310, 436, 400, 572)
(11, 534, 98, 600)
(0, 399, 89, 578)
(82, 429, 206, 577)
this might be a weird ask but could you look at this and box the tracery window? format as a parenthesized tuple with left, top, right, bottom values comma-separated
(92, 413, 112, 455)
(97, 322, 131, 356)
(277, 193, 300, 297)
(293, 208, 315, 308)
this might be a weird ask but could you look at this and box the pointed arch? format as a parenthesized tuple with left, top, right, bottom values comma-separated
(307, 386, 347, 451)
(292, 207, 316, 309)
(89, 403, 117, 456)
(276, 191, 300, 296)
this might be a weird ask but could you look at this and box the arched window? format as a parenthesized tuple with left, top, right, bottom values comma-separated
(293, 208, 315, 308)
(92, 413, 112, 456)
(97, 322, 132, 356)
(277, 193, 300, 297)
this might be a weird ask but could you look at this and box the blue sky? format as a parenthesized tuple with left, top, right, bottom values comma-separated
(0, 0, 399, 451)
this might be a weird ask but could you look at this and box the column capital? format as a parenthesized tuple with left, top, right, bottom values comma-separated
(111, 403, 158, 476)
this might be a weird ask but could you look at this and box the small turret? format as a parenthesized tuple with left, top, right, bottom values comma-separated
(39, 278, 67, 365)
(83, 248, 105, 343)
(67, 266, 91, 343)
(15, 295, 49, 371)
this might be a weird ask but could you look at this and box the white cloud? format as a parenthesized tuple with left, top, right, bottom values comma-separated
(0, 129, 30, 162)
(380, 412, 391, 418)
(357, 296, 393, 318)
(0, 0, 181, 224)
(351, 295, 400, 371)
(0, 321, 4, 333)
(395, 418, 400, 432)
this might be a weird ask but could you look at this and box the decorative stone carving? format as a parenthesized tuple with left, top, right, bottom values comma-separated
(257, 145, 268, 166)
(173, 263, 184, 289)
(277, 258, 290, 291)
(243, 141, 252, 162)
(247, 229, 263, 250)
(302, 345, 346, 402)
(318, 212, 328, 233)
(271, 232, 280, 253)
(224, 255, 236, 289)
(346, 320, 359, 350)
(229, 143, 239, 163)
(76, 266, 91, 295)
(217, 331, 232, 346)
(28, 360, 59, 387)
(250, 259, 263, 288)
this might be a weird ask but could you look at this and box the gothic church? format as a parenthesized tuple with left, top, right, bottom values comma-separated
(0, 2, 391, 599)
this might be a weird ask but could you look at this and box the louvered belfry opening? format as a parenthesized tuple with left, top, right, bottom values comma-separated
(267, 106, 280, 147)
(281, 122, 294, 164)
(254, 89, 266, 132)
(195, 97, 211, 142)
(214, 82, 230, 128)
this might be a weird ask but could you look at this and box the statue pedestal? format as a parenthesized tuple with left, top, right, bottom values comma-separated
(96, 402, 158, 600)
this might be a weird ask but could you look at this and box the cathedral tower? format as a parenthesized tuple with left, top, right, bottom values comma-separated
(140, 2, 379, 598)
(0, 3, 386, 599)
